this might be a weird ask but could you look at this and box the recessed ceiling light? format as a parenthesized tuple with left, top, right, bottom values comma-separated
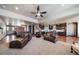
(62, 4, 65, 7)
(15, 6, 19, 10)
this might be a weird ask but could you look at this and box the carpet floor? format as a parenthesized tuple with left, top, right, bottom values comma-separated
(0, 37, 74, 55)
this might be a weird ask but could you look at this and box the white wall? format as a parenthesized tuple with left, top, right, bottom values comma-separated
(0, 18, 6, 34)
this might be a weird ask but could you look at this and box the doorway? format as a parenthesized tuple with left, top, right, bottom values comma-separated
(67, 22, 78, 37)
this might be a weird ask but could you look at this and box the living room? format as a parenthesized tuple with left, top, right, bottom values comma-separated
(0, 4, 79, 55)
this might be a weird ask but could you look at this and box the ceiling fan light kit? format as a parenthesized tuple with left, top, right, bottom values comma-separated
(31, 5, 47, 18)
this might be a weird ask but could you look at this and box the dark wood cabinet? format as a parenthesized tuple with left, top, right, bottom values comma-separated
(56, 23, 66, 36)
(49, 25, 53, 30)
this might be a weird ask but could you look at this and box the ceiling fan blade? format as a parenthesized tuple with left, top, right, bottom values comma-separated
(35, 15, 37, 17)
(40, 11, 47, 14)
(37, 5, 40, 11)
(40, 15, 43, 17)
(31, 12, 37, 14)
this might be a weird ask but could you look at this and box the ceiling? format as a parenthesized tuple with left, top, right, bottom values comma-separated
(0, 4, 79, 24)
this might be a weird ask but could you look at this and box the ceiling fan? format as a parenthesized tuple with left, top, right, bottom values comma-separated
(31, 5, 47, 17)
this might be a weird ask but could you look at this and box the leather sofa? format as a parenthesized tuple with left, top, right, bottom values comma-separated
(9, 33, 32, 49)
(36, 32, 41, 38)
(43, 33, 56, 43)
